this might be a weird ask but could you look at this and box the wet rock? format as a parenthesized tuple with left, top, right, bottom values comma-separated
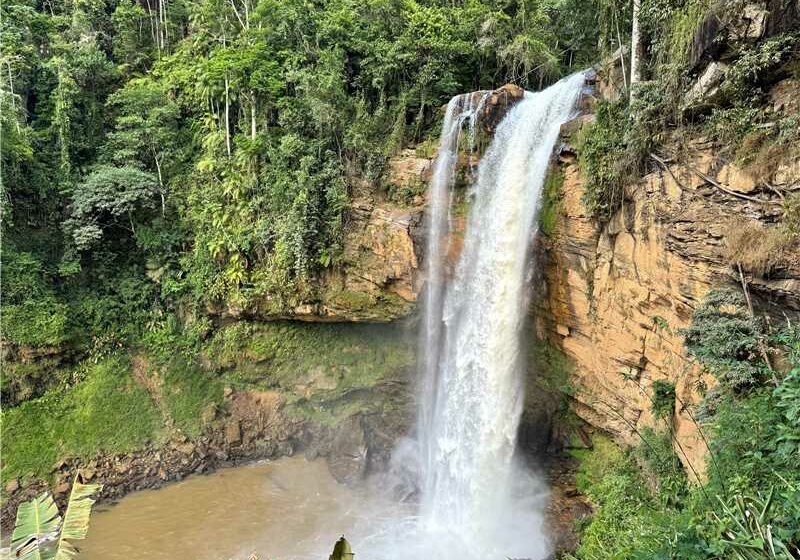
(559, 114, 594, 140)
(688, 12, 723, 71)
(78, 467, 96, 481)
(327, 416, 368, 485)
(480, 84, 525, 133)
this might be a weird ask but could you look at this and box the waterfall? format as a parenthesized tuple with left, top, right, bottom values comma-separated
(418, 90, 491, 491)
(355, 74, 585, 560)
(416, 73, 585, 559)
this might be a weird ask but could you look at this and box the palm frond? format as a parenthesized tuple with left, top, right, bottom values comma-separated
(53, 481, 102, 560)
(10, 492, 62, 560)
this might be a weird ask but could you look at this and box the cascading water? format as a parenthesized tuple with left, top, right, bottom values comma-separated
(416, 72, 585, 559)
(417, 89, 492, 490)
(355, 73, 585, 560)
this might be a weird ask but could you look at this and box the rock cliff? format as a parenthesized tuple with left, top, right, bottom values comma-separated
(534, 128, 800, 477)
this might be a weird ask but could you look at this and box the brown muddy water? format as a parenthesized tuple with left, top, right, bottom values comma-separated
(80, 457, 400, 560)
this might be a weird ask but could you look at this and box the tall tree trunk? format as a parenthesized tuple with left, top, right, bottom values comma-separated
(5, 61, 20, 133)
(630, 0, 642, 97)
(250, 90, 257, 139)
(144, 0, 158, 48)
(152, 148, 166, 216)
(614, 8, 628, 93)
(162, 0, 169, 48)
(224, 74, 231, 156)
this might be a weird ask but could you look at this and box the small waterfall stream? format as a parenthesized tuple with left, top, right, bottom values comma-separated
(413, 73, 586, 559)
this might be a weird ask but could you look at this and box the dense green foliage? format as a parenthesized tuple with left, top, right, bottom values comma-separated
(575, 0, 800, 222)
(1, 0, 605, 412)
(3, 0, 800, 555)
(568, 434, 688, 560)
(1, 0, 596, 485)
(1, 0, 599, 349)
(680, 290, 771, 391)
(650, 379, 676, 419)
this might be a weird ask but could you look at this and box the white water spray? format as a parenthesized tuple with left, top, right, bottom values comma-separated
(417, 89, 492, 488)
(355, 74, 585, 560)
(419, 73, 584, 558)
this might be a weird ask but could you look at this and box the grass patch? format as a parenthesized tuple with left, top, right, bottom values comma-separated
(567, 435, 684, 560)
(540, 168, 564, 236)
(162, 358, 225, 437)
(724, 218, 799, 277)
(1, 355, 162, 483)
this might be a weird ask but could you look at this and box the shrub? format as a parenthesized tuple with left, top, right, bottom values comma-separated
(651, 380, 677, 419)
(635, 427, 688, 508)
(568, 435, 684, 560)
(540, 168, 564, 236)
(576, 102, 628, 221)
(1, 249, 69, 347)
(576, 80, 670, 222)
(680, 290, 769, 390)
(724, 220, 795, 277)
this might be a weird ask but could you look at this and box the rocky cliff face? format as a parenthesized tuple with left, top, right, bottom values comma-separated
(527, 3, 800, 476)
(534, 128, 800, 477)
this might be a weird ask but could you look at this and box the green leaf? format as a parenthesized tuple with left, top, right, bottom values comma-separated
(10, 492, 62, 560)
(329, 536, 354, 560)
(53, 481, 103, 560)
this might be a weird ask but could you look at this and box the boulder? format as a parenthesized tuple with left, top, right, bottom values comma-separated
(326, 415, 368, 485)
(683, 62, 728, 112)
(769, 78, 800, 115)
(688, 12, 723, 71)
(77, 467, 96, 481)
(225, 419, 242, 446)
(4, 479, 19, 494)
(728, 3, 768, 43)
(479, 84, 526, 132)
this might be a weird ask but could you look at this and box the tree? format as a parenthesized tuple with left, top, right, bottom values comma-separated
(630, 0, 642, 96)
(111, 0, 155, 74)
(104, 78, 181, 213)
(65, 165, 159, 251)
